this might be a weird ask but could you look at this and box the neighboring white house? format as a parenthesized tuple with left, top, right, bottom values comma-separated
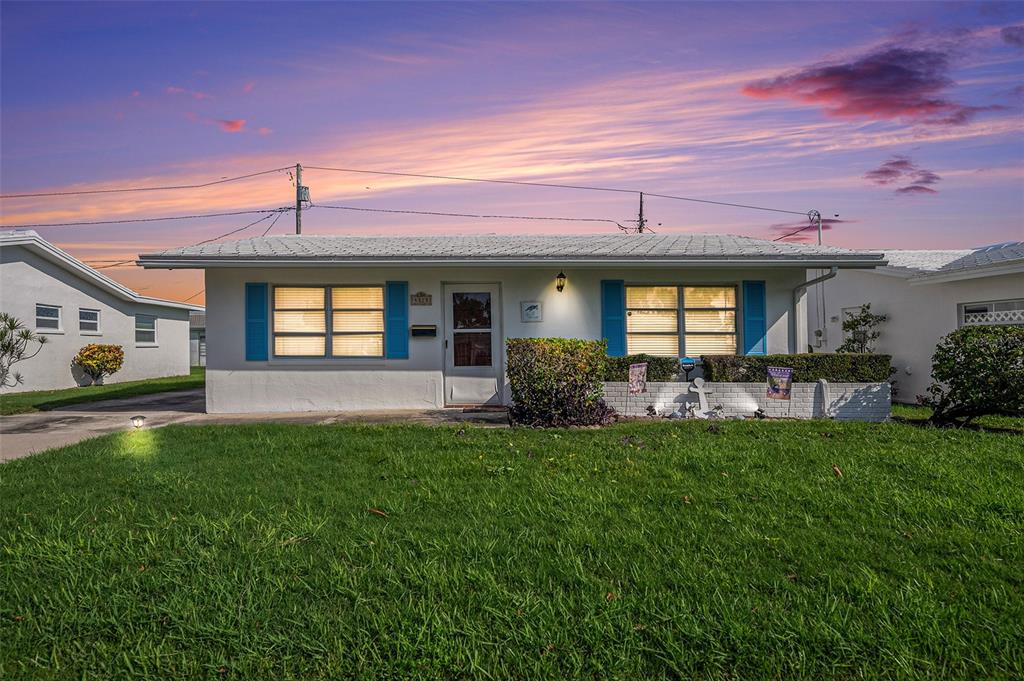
(806, 242, 1024, 403)
(0, 230, 200, 392)
(138, 234, 885, 413)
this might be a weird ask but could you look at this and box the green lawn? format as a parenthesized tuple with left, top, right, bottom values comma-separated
(0, 367, 204, 415)
(1, 420, 1021, 679)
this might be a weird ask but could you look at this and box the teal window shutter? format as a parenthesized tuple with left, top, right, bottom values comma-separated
(245, 283, 269, 361)
(385, 281, 409, 359)
(601, 280, 626, 357)
(742, 280, 767, 356)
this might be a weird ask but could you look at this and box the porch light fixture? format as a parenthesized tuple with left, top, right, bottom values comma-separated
(556, 271, 566, 292)
(130, 415, 146, 429)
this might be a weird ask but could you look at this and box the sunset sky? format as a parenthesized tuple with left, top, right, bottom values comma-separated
(2, 1, 1022, 303)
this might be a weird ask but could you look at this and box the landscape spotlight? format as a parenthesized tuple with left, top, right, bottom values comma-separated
(130, 415, 146, 429)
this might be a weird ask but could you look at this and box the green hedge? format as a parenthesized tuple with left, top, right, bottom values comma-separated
(701, 353, 894, 383)
(603, 354, 681, 382)
(506, 338, 614, 427)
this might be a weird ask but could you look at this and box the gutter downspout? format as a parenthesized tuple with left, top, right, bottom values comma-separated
(792, 267, 838, 353)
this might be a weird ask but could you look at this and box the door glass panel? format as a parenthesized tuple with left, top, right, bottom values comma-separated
(454, 332, 492, 366)
(453, 293, 491, 329)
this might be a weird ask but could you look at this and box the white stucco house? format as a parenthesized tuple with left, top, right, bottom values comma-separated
(0, 230, 200, 392)
(806, 241, 1024, 403)
(138, 234, 885, 413)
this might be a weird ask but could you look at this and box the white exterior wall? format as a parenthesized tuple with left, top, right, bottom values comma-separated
(603, 381, 891, 421)
(0, 245, 190, 392)
(806, 269, 1024, 402)
(205, 266, 809, 413)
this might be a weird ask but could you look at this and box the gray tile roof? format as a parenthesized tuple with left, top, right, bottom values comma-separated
(139, 233, 884, 266)
(884, 242, 1024, 278)
(881, 250, 975, 273)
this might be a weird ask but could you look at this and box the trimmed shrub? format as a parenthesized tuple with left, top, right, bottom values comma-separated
(925, 325, 1024, 426)
(603, 354, 680, 382)
(701, 353, 894, 383)
(73, 344, 125, 383)
(507, 338, 614, 427)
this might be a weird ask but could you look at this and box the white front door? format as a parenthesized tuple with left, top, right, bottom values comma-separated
(443, 284, 502, 405)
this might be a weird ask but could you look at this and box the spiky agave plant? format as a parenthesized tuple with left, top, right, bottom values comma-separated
(0, 312, 48, 388)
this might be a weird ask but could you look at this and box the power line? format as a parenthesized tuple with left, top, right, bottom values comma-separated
(260, 210, 286, 237)
(0, 167, 293, 199)
(305, 165, 807, 216)
(86, 211, 287, 270)
(183, 289, 204, 303)
(773, 223, 814, 242)
(1, 207, 292, 229)
(310, 203, 625, 227)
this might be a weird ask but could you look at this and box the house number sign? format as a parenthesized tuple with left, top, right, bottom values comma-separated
(410, 291, 433, 306)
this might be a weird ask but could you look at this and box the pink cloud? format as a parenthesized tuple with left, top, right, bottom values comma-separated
(257, 127, 272, 135)
(243, 81, 256, 94)
(166, 85, 213, 100)
(131, 90, 140, 98)
(742, 46, 997, 125)
(217, 119, 246, 133)
(895, 185, 938, 195)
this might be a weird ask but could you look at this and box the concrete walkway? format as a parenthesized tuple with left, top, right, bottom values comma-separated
(0, 389, 508, 462)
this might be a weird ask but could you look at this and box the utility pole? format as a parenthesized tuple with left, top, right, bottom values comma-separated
(637, 192, 646, 234)
(295, 163, 303, 235)
(808, 209, 822, 245)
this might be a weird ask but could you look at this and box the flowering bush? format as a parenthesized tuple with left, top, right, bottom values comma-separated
(507, 338, 614, 427)
(925, 326, 1024, 426)
(73, 344, 124, 382)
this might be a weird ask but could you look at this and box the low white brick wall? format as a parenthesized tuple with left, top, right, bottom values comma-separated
(603, 381, 891, 422)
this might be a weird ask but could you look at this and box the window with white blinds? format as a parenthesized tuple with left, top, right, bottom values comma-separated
(273, 286, 384, 357)
(626, 286, 679, 356)
(683, 286, 737, 355)
(625, 285, 738, 357)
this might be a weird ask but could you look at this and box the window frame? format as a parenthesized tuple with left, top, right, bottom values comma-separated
(625, 285, 680, 358)
(271, 285, 386, 359)
(681, 285, 738, 357)
(958, 298, 1024, 327)
(134, 313, 158, 346)
(35, 303, 63, 333)
(625, 283, 739, 358)
(79, 307, 102, 335)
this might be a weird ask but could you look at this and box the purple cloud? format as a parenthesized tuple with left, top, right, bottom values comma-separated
(768, 218, 847, 242)
(864, 155, 942, 194)
(742, 46, 993, 125)
(895, 185, 938, 195)
(1001, 25, 1024, 48)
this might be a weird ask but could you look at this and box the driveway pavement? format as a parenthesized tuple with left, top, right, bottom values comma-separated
(0, 389, 508, 462)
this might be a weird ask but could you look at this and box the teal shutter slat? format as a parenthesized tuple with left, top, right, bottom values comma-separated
(742, 280, 767, 356)
(245, 283, 269, 361)
(601, 280, 626, 357)
(385, 281, 409, 359)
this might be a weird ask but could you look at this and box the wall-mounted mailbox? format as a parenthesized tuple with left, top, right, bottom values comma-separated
(411, 324, 437, 338)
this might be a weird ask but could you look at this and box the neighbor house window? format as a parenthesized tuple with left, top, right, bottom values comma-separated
(272, 286, 384, 357)
(626, 286, 679, 356)
(683, 286, 737, 355)
(135, 314, 157, 344)
(35, 304, 61, 331)
(959, 299, 1024, 327)
(79, 308, 100, 333)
